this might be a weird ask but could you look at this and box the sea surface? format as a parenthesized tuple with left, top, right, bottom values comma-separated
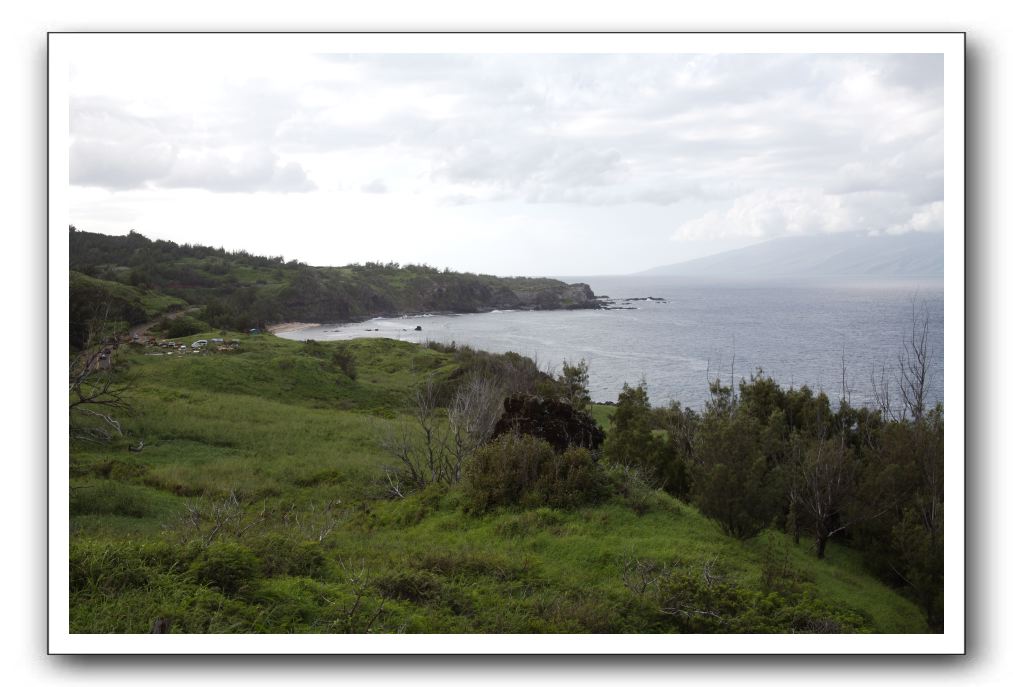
(277, 276, 945, 411)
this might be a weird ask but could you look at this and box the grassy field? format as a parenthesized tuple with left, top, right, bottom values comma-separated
(68, 333, 929, 634)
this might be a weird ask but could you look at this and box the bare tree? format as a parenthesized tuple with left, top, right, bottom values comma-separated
(898, 299, 933, 422)
(870, 361, 896, 422)
(789, 434, 857, 559)
(69, 311, 133, 443)
(839, 343, 853, 408)
(380, 378, 448, 493)
(381, 371, 505, 493)
(447, 374, 504, 482)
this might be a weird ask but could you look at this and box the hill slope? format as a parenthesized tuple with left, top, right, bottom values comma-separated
(641, 231, 943, 279)
(69, 333, 929, 634)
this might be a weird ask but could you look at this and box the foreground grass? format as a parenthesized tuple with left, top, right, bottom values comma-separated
(69, 334, 929, 634)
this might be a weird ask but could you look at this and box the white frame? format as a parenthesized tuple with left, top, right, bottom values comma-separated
(48, 31, 965, 655)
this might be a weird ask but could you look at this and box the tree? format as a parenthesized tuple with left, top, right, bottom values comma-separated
(381, 372, 506, 494)
(69, 313, 132, 444)
(691, 409, 784, 539)
(381, 375, 451, 492)
(447, 374, 504, 482)
(899, 299, 934, 422)
(558, 359, 592, 413)
(788, 434, 858, 559)
(603, 382, 662, 470)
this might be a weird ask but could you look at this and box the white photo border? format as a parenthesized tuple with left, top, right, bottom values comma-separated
(48, 31, 965, 655)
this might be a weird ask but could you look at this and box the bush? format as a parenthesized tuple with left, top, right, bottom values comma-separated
(248, 535, 328, 579)
(332, 346, 358, 380)
(188, 542, 261, 596)
(464, 433, 612, 511)
(70, 539, 181, 594)
(162, 315, 206, 339)
(70, 482, 150, 518)
(604, 462, 668, 515)
(656, 564, 869, 633)
(373, 569, 443, 603)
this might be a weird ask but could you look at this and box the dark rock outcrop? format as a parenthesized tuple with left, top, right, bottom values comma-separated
(492, 394, 605, 453)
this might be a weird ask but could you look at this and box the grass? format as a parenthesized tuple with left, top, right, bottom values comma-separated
(68, 334, 930, 634)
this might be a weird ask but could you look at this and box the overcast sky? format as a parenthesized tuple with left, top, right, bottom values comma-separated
(68, 51, 943, 276)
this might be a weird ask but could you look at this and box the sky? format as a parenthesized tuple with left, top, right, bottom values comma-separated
(67, 50, 944, 276)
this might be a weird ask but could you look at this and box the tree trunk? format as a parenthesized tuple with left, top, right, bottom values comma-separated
(816, 534, 828, 559)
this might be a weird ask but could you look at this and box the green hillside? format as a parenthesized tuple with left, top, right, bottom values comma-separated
(69, 333, 929, 634)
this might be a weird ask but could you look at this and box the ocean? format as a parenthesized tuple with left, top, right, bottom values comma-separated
(276, 276, 945, 411)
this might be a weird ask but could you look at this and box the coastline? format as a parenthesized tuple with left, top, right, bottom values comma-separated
(266, 321, 321, 334)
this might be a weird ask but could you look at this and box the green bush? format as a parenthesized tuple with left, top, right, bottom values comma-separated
(604, 463, 668, 516)
(248, 535, 328, 579)
(188, 542, 261, 596)
(464, 434, 613, 511)
(162, 315, 206, 339)
(332, 346, 358, 380)
(374, 569, 444, 603)
(656, 564, 869, 634)
(70, 539, 181, 594)
(70, 482, 150, 518)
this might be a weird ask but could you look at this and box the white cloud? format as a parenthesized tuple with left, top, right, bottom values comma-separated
(886, 201, 944, 235)
(361, 178, 388, 194)
(67, 50, 944, 273)
(674, 188, 850, 241)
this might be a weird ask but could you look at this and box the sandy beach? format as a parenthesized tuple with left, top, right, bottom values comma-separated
(267, 322, 321, 334)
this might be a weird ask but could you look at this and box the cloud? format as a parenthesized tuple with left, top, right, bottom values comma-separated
(70, 95, 315, 194)
(886, 201, 944, 235)
(161, 149, 315, 193)
(70, 139, 175, 190)
(69, 51, 944, 247)
(673, 188, 944, 241)
(361, 178, 388, 194)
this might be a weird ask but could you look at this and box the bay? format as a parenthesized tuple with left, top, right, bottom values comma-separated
(276, 276, 945, 411)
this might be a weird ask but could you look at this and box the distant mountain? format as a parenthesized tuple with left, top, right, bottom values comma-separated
(639, 232, 943, 279)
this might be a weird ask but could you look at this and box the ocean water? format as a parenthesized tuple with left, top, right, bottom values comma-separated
(277, 276, 945, 411)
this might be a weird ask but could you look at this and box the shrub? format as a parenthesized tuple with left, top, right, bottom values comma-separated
(332, 346, 358, 380)
(70, 482, 150, 518)
(464, 433, 612, 511)
(248, 535, 328, 579)
(495, 507, 565, 537)
(162, 315, 206, 339)
(373, 569, 443, 603)
(604, 462, 667, 515)
(188, 542, 261, 596)
(70, 539, 181, 594)
(655, 563, 869, 634)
